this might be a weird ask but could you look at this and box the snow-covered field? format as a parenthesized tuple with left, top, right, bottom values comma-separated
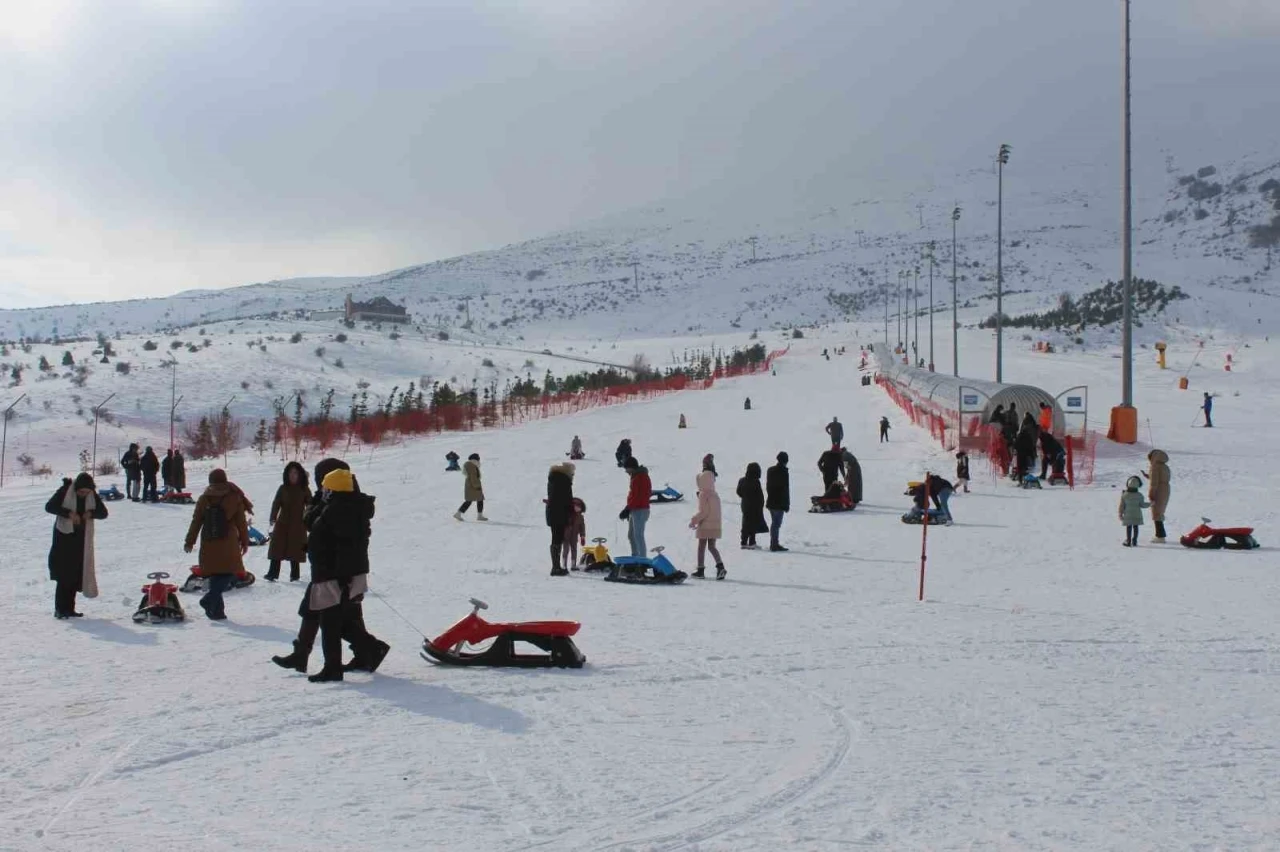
(3, 327, 1278, 851)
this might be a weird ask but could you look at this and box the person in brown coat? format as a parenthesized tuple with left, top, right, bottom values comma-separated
(184, 468, 251, 620)
(1147, 449, 1171, 542)
(454, 453, 487, 521)
(266, 461, 311, 581)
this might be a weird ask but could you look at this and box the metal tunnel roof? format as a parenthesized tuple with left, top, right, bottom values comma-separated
(875, 353, 1065, 433)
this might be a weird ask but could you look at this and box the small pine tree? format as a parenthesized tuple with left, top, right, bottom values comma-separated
(38, 355, 51, 372)
(61, 351, 74, 366)
(252, 419, 269, 458)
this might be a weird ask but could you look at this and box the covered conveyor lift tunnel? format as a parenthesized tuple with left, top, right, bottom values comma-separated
(874, 353, 1088, 452)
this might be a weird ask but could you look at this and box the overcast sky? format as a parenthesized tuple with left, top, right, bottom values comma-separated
(1, 0, 1277, 308)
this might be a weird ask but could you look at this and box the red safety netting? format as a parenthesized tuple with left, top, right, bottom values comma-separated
(269, 347, 789, 461)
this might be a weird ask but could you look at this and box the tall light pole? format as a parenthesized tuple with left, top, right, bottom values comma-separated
(1, 393, 26, 488)
(747, 236, 758, 263)
(897, 270, 905, 351)
(927, 242, 936, 372)
(1111, 0, 1138, 442)
(168, 359, 179, 451)
(90, 392, 115, 472)
(952, 206, 961, 377)
(996, 143, 1012, 382)
(883, 267, 889, 346)
(631, 260, 640, 291)
(913, 265, 920, 364)
(1121, 0, 1134, 410)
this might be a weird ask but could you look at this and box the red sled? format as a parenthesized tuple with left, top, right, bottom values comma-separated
(181, 565, 257, 593)
(1180, 521, 1260, 550)
(421, 598, 585, 668)
(133, 571, 185, 623)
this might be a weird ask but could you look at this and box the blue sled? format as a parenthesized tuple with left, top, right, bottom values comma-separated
(650, 486, 684, 504)
(247, 526, 270, 546)
(901, 508, 949, 525)
(98, 485, 125, 502)
(606, 551, 687, 584)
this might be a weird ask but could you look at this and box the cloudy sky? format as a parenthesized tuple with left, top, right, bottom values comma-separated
(1, 0, 1276, 308)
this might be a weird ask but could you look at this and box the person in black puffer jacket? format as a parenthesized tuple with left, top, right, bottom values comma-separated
(736, 462, 768, 549)
(765, 452, 790, 552)
(271, 458, 388, 682)
(546, 462, 575, 576)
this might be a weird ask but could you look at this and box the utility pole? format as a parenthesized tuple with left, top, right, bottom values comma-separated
(952, 206, 961, 377)
(927, 243, 936, 371)
(996, 143, 1012, 382)
(916, 202, 924, 229)
(91, 392, 115, 472)
(1111, 0, 1139, 442)
(897, 271, 905, 351)
(631, 261, 640, 290)
(883, 267, 889, 346)
(169, 359, 179, 451)
(222, 395, 236, 468)
(747, 236, 758, 263)
(913, 265, 920, 364)
(1, 393, 26, 488)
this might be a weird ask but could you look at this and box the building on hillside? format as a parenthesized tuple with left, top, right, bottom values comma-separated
(345, 294, 410, 324)
(308, 309, 345, 321)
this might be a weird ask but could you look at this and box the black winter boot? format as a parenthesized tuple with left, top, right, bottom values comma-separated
(716, 563, 727, 580)
(264, 560, 280, 582)
(344, 638, 391, 673)
(692, 567, 705, 578)
(289, 562, 301, 582)
(272, 640, 311, 672)
(550, 544, 567, 576)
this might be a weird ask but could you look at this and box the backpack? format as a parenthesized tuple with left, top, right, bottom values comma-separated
(202, 498, 229, 540)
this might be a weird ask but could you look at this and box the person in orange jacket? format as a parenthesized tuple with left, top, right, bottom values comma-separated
(1038, 402, 1053, 433)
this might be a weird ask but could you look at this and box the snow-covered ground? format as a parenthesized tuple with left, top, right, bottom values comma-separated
(3, 327, 1278, 851)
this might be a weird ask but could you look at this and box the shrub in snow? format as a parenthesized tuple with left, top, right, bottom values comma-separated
(290, 332, 303, 343)
(115, 362, 130, 374)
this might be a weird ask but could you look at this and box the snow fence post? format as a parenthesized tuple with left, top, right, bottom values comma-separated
(919, 473, 931, 602)
(1066, 435, 1075, 490)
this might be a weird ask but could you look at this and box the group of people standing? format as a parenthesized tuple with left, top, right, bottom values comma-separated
(120, 444, 187, 502)
(989, 402, 1066, 482)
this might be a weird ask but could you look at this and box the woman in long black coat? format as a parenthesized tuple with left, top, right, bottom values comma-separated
(46, 473, 108, 618)
(546, 462, 575, 576)
(736, 462, 768, 549)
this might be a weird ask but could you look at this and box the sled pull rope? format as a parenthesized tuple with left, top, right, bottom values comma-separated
(366, 589, 428, 638)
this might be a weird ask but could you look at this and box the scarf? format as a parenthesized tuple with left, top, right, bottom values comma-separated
(56, 487, 99, 598)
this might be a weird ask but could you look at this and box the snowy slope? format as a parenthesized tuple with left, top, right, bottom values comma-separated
(3, 331, 1278, 851)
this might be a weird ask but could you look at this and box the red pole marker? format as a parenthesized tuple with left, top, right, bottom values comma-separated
(919, 473, 931, 602)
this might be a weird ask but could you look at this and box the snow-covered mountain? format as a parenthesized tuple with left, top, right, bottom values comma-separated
(3, 150, 1278, 346)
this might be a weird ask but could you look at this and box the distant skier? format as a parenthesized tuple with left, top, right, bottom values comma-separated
(736, 462, 767, 550)
(615, 438, 633, 468)
(743, 397, 752, 411)
(1038, 431, 1066, 481)
(454, 454, 486, 521)
(825, 417, 844, 448)
(955, 450, 971, 493)
(445, 451, 461, 471)
(879, 417, 891, 443)
(161, 449, 173, 491)
(1201, 392, 1213, 427)
(1118, 475, 1151, 547)
(1038, 402, 1053, 433)
(678, 414, 688, 429)
(121, 443, 141, 501)
(765, 452, 790, 552)
(569, 435, 585, 460)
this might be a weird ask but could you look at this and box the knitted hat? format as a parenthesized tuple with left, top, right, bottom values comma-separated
(468, 453, 480, 461)
(209, 468, 228, 484)
(776, 451, 789, 464)
(322, 468, 355, 493)
(702, 454, 714, 468)
(623, 456, 639, 470)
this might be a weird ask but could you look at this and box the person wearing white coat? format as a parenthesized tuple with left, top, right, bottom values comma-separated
(689, 464, 726, 580)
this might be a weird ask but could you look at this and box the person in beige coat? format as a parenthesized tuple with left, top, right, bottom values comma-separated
(1147, 449, 1171, 542)
(454, 453, 487, 521)
(689, 459, 726, 580)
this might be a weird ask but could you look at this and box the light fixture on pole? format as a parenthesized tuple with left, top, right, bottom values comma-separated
(91, 393, 116, 472)
(996, 143, 1011, 383)
(952, 206, 961, 377)
(1, 393, 26, 488)
(883, 267, 889, 346)
(1109, 0, 1139, 442)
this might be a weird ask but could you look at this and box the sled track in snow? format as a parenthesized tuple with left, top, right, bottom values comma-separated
(507, 658, 855, 852)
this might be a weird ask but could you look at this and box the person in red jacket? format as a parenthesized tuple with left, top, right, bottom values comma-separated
(619, 457, 652, 557)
